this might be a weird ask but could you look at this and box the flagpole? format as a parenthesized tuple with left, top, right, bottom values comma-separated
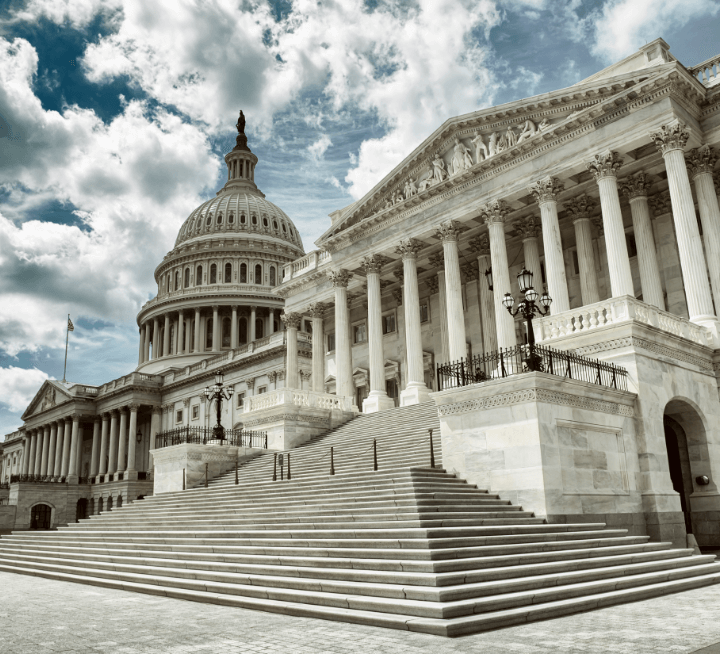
(63, 314, 70, 383)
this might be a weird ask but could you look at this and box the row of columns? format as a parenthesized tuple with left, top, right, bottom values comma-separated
(21, 415, 84, 481)
(138, 305, 278, 365)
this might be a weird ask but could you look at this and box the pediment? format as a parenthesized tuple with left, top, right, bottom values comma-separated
(317, 59, 698, 250)
(21, 380, 73, 420)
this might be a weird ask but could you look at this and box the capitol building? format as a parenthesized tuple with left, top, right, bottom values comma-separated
(2, 38, 720, 635)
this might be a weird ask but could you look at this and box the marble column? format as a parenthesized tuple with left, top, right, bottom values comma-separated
(177, 310, 185, 355)
(117, 409, 128, 478)
(210, 305, 218, 351)
(621, 174, 665, 310)
(107, 410, 119, 476)
(194, 308, 201, 353)
(60, 418, 72, 478)
(469, 235, 498, 354)
(21, 434, 31, 476)
(394, 239, 431, 406)
(90, 417, 101, 478)
(328, 269, 354, 399)
(529, 176, 570, 313)
(587, 151, 635, 298)
(282, 312, 301, 390)
(482, 200, 517, 349)
(143, 323, 150, 363)
(149, 407, 161, 470)
(68, 414, 80, 480)
(39, 425, 50, 477)
(428, 252, 449, 364)
(231, 305, 238, 349)
(127, 404, 139, 475)
(99, 413, 110, 477)
(52, 423, 64, 478)
(269, 309, 275, 334)
(75, 424, 84, 479)
(28, 430, 39, 477)
(565, 195, 601, 306)
(250, 306, 257, 342)
(436, 221, 467, 362)
(163, 314, 170, 357)
(688, 145, 720, 313)
(361, 256, 394, 413)
(152, 318, 159, 359)
(651, 122, 716, 324)
(138, 328, 144, 366)
(47, 422, 58, 480)
(309, 302, 327, 394)
(514, 215, 543, 292)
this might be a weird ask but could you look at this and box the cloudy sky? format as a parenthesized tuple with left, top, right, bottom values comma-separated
(0, 0, 719, 434)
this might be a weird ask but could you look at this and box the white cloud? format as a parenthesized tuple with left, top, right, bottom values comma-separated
(0, 366, 49, 413)
(586, 0, 720, 63)
(307, 134, 332, 161)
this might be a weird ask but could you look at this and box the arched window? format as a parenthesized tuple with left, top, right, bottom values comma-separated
(262, 216, 269, 227)
(206, 318, 213, 349)
(256, 319, 264, 339)
(222, 317, 231, 347)
(269, 266, 276, 286)
(206, 214, 212, 226)
(252, 214, 258, 225)
(174, 271, 179, 291)
(184, 268, 190, 288)
(117, 495, 123, 508)
(240, 263, 247, 283)
(228, 213, 235, 224)
(189, 321, 195, 352)
(217, 212, 223, 225)
(273, 220, 278, 230)
(239, 317, 247, 344)
(210, 264, 217, 284)
(224, 263, 232, 283)
(98, 497, 104, 513)
(281, 223, 287, 233)
(196, 265, 202, 285)
(255, 264, 262, 285)
(107, 497, 113, 511)
(240, 213, 246, 224)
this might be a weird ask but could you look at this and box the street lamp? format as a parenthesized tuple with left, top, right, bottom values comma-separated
(502, 268, 552, 370)
(203, 372, 234, 441)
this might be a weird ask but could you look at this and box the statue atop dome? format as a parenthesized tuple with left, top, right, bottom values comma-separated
(233, 110, 251, 152)
(236, 110, 246, 135)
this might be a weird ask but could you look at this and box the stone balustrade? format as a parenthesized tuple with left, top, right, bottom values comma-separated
(282, 250, 332, 282)
(532, 295, 713, 346)
(688, 54, 720, 88)
(244, 388, 354, 414)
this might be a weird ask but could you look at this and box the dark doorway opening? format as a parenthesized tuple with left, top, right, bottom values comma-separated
(76, 498, 88, 522)
(30, 504, 51, 530)
(664, 416, 693, 534)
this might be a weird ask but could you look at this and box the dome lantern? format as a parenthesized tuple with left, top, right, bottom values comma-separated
(222, 110, 260, 195)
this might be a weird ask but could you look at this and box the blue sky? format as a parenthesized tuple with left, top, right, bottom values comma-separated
(0, 0, 719, 435)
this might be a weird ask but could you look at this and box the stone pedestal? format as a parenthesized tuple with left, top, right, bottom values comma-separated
(151, 443, 266, 495)
(362, 392, 396, 414)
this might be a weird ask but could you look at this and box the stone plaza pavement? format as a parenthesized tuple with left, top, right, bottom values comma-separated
(2, 570, 720, 653)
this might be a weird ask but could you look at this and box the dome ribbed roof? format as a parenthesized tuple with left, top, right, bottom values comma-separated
(174, 190, 303, 250)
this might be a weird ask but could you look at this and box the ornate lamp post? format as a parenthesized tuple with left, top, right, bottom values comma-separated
(502, 268, 552, 370)
(203, 372, 234, 441)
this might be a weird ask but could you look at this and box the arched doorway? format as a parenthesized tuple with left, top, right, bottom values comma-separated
(98, 497, 104, 513)
(30, 504, 52, 530)
(107, 497, 113, 511)
(664, 416, 692, 533)
(76, 499, 88, 522)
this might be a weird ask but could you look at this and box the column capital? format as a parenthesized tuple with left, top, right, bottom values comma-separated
(528, 176, 564, 204)
(212, 304, 219, 311)
(93, 416, 102, 424)
(428, 251, 444, 269)
(281, 311, 302, 329)
(182, 398, 191, 407)
(590, 215, 604, 236)
(434, 220, 462, 243)
(245, 377, 256, 390)
(587, 151, 623, 180)
(128, 403, 141, 412)
(307, 302, 328, 317)
(394, 238, 424, 260)
(300, 369, 312, 381)
(648, 191, 672, 216)
(231, 304, 238, 311)
(64, 415, 73, 424)
(650, 120, 690, 156)
(513, 215, 540, 239)
(468, 234, 490, 256)
(480, 199, 511, 225)
(392, 288, 403, 305)
(327, 268, 353, 287)
(360, 255, 389, 275)
(152, 406, 162, 416)
(686, 144, 717, 178)
(460, 261, 479, 282)
(118, 407, 128, 415)
(425, 276, 439, 294)
(621, 173, 652, 200)
(564, 194, 596, 221)
(392, 266, 404, 284)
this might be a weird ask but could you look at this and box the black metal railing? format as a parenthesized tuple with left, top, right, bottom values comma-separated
(156, 426, 268, 450)
(437, 344, 628, 392)
(9, 474, 67, 484)
(0, 482, 8, 490)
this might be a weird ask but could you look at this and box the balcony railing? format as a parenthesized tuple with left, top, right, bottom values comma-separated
(10, 474, 68, 484)
(437, 344, 628, 392)
(155, 426, 268, 450)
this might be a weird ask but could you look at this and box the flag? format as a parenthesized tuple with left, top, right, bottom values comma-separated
(67, 316, 74, 332)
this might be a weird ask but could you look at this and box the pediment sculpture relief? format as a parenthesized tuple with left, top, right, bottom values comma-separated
(40, 387, 56, 412)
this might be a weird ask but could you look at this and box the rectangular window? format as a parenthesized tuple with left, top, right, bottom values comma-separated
(382, 312, 396, 334)
(419, 301, 430, 324)
(327, 332, 336, 353)
(175, 410, 183, 424)
(191, 406, 199, 420)
(257, 386, 267, 395)
(237, 392, 245, 408)
(353, 322, 367, 344)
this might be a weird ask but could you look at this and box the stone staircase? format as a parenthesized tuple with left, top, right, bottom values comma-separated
(1, 402, 719, 637)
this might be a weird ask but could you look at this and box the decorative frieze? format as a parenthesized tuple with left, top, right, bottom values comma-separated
(425, 276, 439, 294)
(460, 261, 479, 282)
(468, 234, 490, 256)
(649, 120, 690, 155)
(528, 176, 564, 204)
(587, 151, 623, 180)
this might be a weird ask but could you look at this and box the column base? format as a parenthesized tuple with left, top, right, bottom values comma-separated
(400, 383, 432, 407)
(124, 470, 139, 481)
(362, 392, 396, 414)
(66, 475, 79, 484)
